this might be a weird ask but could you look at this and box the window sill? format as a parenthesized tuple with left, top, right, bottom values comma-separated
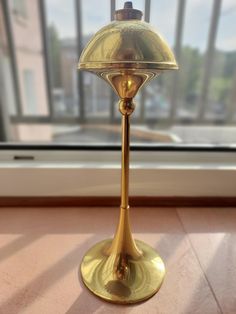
(0, 149, 235, 197)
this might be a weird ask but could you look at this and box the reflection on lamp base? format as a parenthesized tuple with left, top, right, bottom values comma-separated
(80, 239, 165, 304)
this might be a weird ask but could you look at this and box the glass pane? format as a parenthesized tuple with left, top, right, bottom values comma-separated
(45, 0, 78, 117)
(207, 0, 236, 123)
(150, 0, 176, 47)
(23, 70, 38, 115)
(12, 0, 27, 18)
(11, 0, 48, 117)
(145, 0, 177, 120)
(0, 2, 17, 116)
(81, 0, 111, 119)
(177, 0, 213, 119)
(0, 0, 235, 145)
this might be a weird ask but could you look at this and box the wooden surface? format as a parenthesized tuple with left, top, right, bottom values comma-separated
(0, 196, 236, 207)
(0, 207, 235, 313)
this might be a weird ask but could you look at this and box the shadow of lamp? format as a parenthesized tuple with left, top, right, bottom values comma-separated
(78, 1, 178, 304)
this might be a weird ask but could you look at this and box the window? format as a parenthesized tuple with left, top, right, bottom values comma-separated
(23, 70, 37, 115)
(0, 0, 235, 146)
(0, 0, 235, 199)
(45, 0, 78, 117)
(12, 0, 27, 18)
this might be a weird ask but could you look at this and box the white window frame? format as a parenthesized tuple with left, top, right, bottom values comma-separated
(0, 148, 235, 197)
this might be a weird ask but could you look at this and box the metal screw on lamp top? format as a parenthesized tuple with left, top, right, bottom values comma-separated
(78, 1, 178, 304)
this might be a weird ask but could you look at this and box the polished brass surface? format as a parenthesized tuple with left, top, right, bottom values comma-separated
(81, 239, 165, 304)
(78, 1, 178, 77)
(95, 69, 156, 98)
(78, 1, 177, 304)
(79, 20, 177, 72)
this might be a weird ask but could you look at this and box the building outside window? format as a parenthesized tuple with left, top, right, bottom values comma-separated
(12, 0, 27, 18)
(23, 69, 37, 115)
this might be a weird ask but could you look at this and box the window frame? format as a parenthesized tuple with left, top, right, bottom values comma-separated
(0, 0, 236, 199)
(0, 143, 235, 197)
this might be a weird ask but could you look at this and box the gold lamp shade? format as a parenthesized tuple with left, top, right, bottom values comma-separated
(78, 1, 178, 304)
(79, 20, 177, 70)
(79, 1, 178, 98)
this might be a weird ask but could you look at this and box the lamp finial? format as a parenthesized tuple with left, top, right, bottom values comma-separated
(115, 1, 143, 21)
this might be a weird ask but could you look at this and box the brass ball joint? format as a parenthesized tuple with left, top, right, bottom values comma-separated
(78, 1, 178, 304)
(119, 99, 135, 115)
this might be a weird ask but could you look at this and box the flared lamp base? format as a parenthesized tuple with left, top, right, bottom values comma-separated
(80, 239, 165, 304)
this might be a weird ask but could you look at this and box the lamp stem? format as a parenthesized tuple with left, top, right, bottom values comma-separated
(109, 99, 142, 260)
(121, 113, 130, 209)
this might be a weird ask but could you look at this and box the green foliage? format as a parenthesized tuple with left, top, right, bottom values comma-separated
(210, 50, 236, 106)
(178, 46, 202, 108)
(210, 77, 231, 104)
(47, 24, 61, 88)
(177, 46, 235, 109)
(223, 51, 236, 78)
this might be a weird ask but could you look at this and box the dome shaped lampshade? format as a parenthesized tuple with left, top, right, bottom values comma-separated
(78, 1, 178, 98)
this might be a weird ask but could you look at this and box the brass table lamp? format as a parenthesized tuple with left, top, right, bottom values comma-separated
(78, 2, 178, 304)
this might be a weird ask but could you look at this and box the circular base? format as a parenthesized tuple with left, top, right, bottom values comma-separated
(80, 239, 165, 304)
